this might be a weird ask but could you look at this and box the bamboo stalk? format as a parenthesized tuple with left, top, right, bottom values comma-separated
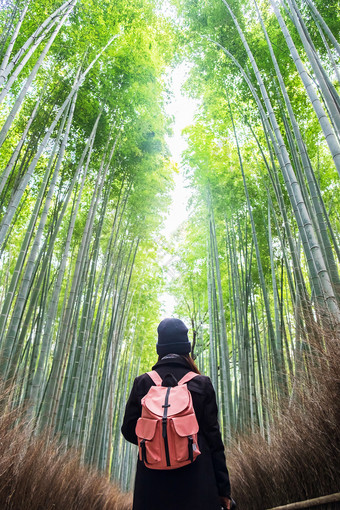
(304, 0, 340, 58)
(269, 0, 340, 178)
(0, 0, 77, 142)
(0, 0, 30, 86)
(0, 0, 75, 86)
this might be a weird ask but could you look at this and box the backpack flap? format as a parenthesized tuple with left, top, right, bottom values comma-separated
(136, 417, 158, 441)
(143, 385, 190, 417)
(171, 414, 199, 437)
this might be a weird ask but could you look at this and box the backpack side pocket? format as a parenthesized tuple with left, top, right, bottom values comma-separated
(136, 417, 161, 465)
(170, 414, 201, 463)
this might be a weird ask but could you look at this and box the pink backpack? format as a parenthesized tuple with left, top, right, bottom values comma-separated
(135, 370, 201, 470)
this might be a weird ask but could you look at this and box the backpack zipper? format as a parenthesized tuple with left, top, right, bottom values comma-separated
(162, 387, 171, 466)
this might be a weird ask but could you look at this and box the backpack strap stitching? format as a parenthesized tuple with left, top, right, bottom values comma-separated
(178, 371, 199, 385)
(147, 370, 163, 386)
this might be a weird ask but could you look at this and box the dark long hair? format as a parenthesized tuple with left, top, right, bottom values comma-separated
(182, 354, 201, 374)
(158, 353, 201, 375)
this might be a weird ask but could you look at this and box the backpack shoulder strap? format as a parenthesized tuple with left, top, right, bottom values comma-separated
(147, 370, 163, 386)
(178, 371, 199, 386)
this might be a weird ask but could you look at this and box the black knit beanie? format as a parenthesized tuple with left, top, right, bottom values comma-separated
(156, 318, 191, 356)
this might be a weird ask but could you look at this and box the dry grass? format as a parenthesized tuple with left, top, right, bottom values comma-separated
(226, 330, 340, 510)
(0, 400, 132, 510)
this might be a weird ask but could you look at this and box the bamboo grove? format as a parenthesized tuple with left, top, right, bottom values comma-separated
(0, 0, 339, 496)
(170, 0, 340, 443)
(0, 0, 176, 490)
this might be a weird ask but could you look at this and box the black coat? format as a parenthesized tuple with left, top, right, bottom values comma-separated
(121, 355, 231, 510)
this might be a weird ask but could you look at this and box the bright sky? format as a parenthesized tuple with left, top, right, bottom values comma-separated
(158, 63, 199, 317)
(163, 63, 198, 234)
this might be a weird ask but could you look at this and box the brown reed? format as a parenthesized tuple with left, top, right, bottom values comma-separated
(226, 328, 340, 510)
(0, 396, 132, 510)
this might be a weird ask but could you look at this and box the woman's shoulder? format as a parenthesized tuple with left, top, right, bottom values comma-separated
(130, 372, 155, 397)
(187, 373, 214, 395)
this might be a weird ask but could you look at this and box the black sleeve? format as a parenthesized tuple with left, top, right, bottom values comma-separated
(201, 378, 231, 498)
(121, 377, 142, 445)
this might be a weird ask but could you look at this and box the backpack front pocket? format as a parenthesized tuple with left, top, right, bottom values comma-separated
(136, 417, 161, 464)
(170, 414, 201, 463)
